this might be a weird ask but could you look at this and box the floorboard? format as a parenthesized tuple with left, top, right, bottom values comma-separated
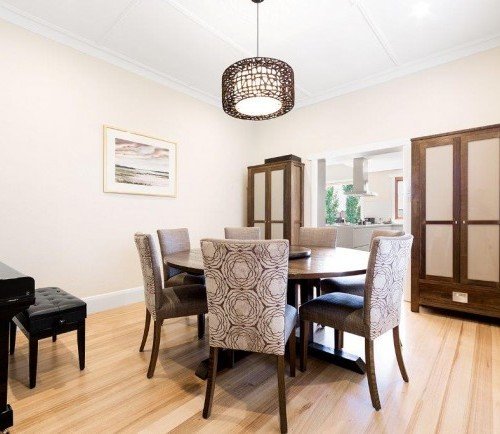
(7, 302, 498, 433)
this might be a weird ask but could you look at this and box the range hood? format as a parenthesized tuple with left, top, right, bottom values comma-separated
(350, 157, 377, 197)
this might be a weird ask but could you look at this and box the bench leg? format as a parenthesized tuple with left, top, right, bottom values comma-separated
(77, 322, 85, 370)
(29, 338, 38, 389)
(52, 330, 57, 342)
(9, 321, 16, 355)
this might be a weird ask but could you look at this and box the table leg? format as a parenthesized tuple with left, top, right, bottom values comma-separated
(195, 349, 248, 380)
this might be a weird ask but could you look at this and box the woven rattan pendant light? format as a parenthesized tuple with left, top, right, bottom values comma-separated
(222, 0, 294, 121)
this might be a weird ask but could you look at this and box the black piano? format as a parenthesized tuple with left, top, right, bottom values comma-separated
(0, 262, 35, 431)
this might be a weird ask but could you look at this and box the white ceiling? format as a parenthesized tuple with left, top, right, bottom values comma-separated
(1, 0, 499, 108)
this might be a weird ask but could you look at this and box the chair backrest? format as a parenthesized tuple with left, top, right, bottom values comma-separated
(298, 227, 337, 248)
(224, 227, 261, 240)
(134, 233, 163, 320)
(157, 228, 191, 281)
(364, 234, 413, 340)
(370, 229, 405, 248)
(201, 238, 290, 355)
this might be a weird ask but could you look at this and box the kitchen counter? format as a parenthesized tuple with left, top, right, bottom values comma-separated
(333, 224, 404, 251)
(333, 223, 403, 229)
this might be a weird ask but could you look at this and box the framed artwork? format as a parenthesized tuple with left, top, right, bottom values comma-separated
(103, 126, 177, 197)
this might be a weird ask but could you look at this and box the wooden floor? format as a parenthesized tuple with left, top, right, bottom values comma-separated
(7, 302, 499, 433)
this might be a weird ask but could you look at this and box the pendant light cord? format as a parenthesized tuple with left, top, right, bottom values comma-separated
(256, 2, 259, 57)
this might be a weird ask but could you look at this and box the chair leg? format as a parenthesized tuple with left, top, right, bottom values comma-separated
(77, 322, 85, 370)
(139, 309, 151, 352)
(147, 321, 162, 379)
(52, 330, 57, 342)
(334, 329, 344, 350)
(288, 333, 296, 377)
(203, 346, 219, 419)
(299, 320, 309, 372)
(9, 321, 16, 355)
(365, 338, 381, 410)
(29, 337, 38, 389)
(393, 326, 409, 382)
(197, 314, 205, 340)
(277, 355, 288, 433)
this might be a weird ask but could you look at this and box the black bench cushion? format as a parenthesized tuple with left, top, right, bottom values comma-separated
(15, 287, 86, 334)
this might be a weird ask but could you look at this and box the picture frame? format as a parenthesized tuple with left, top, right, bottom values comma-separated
(103, 126, 177, 197)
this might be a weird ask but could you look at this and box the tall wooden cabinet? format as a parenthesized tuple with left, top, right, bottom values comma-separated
(247, 156, 304, 244)
(411, 124, 500, 318)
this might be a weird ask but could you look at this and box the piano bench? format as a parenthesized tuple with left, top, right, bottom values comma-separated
(9, 287, 87, 389)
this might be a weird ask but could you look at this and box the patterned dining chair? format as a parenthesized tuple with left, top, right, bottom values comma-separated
(200, 239, 297, 434)
(224, 226, 261, 240)
(320, 229, 404, 348)
(299, 234, 413, 410)
(157, 228, 206, 338)
(134, 233, 208, 378)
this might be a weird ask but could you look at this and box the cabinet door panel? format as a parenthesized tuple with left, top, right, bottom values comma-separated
(271, 223, 284, 239)
(425, 144, 454, 221)
(271, 169, 284, 221)
(467, 225, 499, 282)
(426, 225, 454, 278)
(253, 172, 266, 221)
(467, 137, 499, 220)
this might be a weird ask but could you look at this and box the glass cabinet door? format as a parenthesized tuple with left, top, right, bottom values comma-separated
(422, 140, 459, 280)
(461, 131, 500, 286)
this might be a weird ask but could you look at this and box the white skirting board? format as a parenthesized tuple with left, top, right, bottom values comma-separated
(83, 287, 143, 314)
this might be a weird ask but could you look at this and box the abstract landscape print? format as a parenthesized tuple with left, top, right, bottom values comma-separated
(104, 126, 176, 197)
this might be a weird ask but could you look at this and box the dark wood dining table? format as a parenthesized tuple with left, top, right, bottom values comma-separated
(165, 245, 370, 379)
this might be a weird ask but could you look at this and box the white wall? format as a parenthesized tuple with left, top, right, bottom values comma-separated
(253, 47, 500, 164)
(361, 169, 403, 221)
(0, 20, 253, 298)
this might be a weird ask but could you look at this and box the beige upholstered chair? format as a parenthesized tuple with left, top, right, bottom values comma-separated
(134, 233, 208, 378)
(200, 239, 297, 434)
(321, 229, 405, 297)
(224, 226, 261, 240)
(300, 235, 413, 410)
(298, 227, 337, 247)
(157, 228, 205, 338)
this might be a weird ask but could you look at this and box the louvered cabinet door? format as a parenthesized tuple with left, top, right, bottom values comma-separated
(420, 137, 460, 282)
(460, 128, 500, 287)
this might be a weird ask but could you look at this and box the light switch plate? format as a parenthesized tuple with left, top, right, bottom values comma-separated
(452, 291, 468, 303)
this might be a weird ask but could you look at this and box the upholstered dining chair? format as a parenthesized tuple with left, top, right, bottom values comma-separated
(200, 239, 297, 434)
(299, 234, 413, 410)
(224, 226, 261, 240)
(134, 233, 208, 378)
(295, 227, 338, 306)
(157, 228, 206, 338)
(298, 227, 337, 248)
(320, 229, 404, 349)
(321, 229, 404, 296)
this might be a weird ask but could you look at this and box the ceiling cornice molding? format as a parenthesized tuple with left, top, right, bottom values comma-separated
(296, 32, 500, 108)
(1, 0, 499, 112)
(0, 0, 220, 107)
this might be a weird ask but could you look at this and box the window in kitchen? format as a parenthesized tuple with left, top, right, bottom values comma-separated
(325, 183, 361, 224)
